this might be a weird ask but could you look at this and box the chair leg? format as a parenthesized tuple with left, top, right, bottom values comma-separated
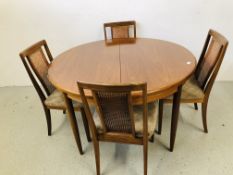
(93, 140, 100, 175)
(149, 134, 154, 143)
(143, 139, 148, 175)
(80, 107, 92, 142)
(201, 101, 208, 133)
(43, 106, 52, 136)
(157, 99, 164, 135)
(64, 95, 83, 155)
(194, 103, 198, 110)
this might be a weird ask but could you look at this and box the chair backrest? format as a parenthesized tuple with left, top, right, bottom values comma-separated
(195, 29, 228, 94)
(77, 82, 147, 144)
(103, 21, 136, 41)
(20, 40, 55, 99)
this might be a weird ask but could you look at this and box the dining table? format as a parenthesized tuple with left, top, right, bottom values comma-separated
(48, 38, 196, 151)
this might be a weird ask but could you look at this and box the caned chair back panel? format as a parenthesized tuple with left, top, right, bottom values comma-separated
(92, 91, 134, 134)
(104, 21, 136, 40)
(112, 26, 129, 39)
(27, 48, 55, 94)
(20, 40, 55, 97)
(195, 29, 228, 91)
(77, 82, 147, 141)
(196, 38, 222, 88)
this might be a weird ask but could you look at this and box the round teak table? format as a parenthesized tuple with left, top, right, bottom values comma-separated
(48, 38, 196, 151)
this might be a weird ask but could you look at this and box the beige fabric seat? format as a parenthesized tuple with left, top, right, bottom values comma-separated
(93, 102, 158, 138)
(45, 89, 82, 109)
(181, 75, 205, 100)
(165, 75, 205, 102)
(44, 90, 65, 109)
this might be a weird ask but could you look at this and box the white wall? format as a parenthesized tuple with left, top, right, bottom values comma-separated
(1, 0, 232, 87)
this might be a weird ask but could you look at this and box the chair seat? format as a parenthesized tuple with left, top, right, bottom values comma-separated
(44, 90, 82, 110)
(93, 101, 158, 138)
(165, 75, 205, 102)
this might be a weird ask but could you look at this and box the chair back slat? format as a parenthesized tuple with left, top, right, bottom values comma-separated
(196, 38, 222, 88)
(20, 40, 55, 96)
(195, 29, 228, 90)
(27, 48, 55, 94)
(104, 21, 136, 41)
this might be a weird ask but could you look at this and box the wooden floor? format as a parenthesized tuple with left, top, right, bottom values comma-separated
(0, 82, 233, 175)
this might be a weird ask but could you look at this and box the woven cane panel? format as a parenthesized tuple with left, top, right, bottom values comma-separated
(112, 26, 129, 39)
(93, 102, 158, 138)
(197, 38, 222, 87)
(28, 48, 55, 93)
(96, 91, 132, 133)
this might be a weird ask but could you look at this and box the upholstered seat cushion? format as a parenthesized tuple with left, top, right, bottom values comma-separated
(44, 90, 81, 109)
(165, 75, 205, 102)
(93, 101, 158, 138)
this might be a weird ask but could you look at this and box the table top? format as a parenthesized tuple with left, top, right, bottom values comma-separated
(48, 38, 196, 103)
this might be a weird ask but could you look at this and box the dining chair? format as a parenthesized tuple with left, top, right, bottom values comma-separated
(103, 20, 136, 42)
(158, 29, 228, 134)
(77, 82, 157, 175)
(19, 40, 91, 154)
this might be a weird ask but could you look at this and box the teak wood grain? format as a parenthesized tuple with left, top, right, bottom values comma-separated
(48, 38, 196, 104)
(48, 38, 196, 152)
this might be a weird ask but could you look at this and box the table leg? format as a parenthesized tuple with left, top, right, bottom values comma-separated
(64, 94, 84, 155)
(157, 99, 164, 135)
(170, 85, 182, 152)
